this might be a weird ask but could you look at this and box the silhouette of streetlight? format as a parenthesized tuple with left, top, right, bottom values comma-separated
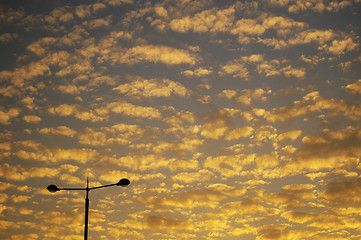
(47, 177, 130, 240)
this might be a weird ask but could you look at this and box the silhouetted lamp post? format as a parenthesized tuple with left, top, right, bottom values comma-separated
(47, 177, 130, 240)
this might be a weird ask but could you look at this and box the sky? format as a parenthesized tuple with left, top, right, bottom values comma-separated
(1, 0, 361, 239)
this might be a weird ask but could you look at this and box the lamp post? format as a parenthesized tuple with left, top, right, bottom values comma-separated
(47, 177, 130, 240)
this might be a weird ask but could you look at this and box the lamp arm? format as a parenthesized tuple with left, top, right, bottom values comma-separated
(58, 187, 87, 191)
(88, 183, 117, 190)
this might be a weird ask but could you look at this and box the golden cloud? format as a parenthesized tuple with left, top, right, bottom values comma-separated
(219, 60, 249, 79)
(11, 195, 32, 203)
(78, 128, 126, 146)
(0, 33, 18, 44)
(8, 233, 38, 240)
(231, 18, 265, 36)
(278, 130, 303, 142)
(74, 3, 106, 19)
(56, 84, 85, 95)
(265, 183, 315, 208)
(48, 104, 103, 122)
(152, 138, 203, 157)
(257, 59, 306, 78)
(21, 96, 36, 110)
(55, 59, 94, 77)
(139, 187, 231, 210)
(113, 77, 190, 98)
(26, 37, 57, 56)
(83, 16, 112, 29)
(225, 126, 254, 141)
(143, 215, 191, 231)
(236, 89, 267, 105)
(0, 108, 20, 125)
(0, 163, 60, 181)
(107, 154, 171, 172)
(44, 6, 75, 25)
(261, 91, 361, 123)
(200, 108, 247, 140)
(204, 154, 255, 178)
(345, 79, 361, 95)
(39, 126, 77, 137)
(256, 229, 318, 240)
(97, 101, 162, 119)
(23, 115, 41, 123)
(321, 178, 361, 206)
(169, 7, 235, 33)
(327, 37, 358, 55)
(276, 0, 354, 13)
(0, 193, 8, 203)
(118, 45, 197, 65)
(218, 89, 238, 99)
(39, 211, 83, 235)
(0, 85, 21, 97)
(181, 67, 212, 77)
(279, 126, 361, 177)
(222, 195, 280, 217)
(0, 181, 14, 191)
(0, 61, 50, 87)
(14, 144, 100, 164)
(171, 169, 213, 183)
(76, 123, 144, 146)
(168, 159, 199, 172)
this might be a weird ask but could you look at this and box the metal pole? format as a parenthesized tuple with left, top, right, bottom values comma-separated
(84, 177, 89, 240)
(47, 177, 129, 239)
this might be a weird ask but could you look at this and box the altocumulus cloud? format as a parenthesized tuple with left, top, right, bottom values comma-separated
(1, 0, 361, 239)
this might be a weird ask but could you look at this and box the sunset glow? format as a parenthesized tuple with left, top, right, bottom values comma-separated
(1, 0, 361, 239)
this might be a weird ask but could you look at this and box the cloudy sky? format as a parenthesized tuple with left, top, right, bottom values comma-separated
(1, 0, 361, 239)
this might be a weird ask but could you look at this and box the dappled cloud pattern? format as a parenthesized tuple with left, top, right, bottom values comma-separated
(1, 0, 361, 239)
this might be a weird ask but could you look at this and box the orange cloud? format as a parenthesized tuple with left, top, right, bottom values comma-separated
(204, 154, 256, 178)
(48, 104, 103, 122)
(171, 169, 213, 183)
(225, 126, 254, 141)
(222, 195, 280, 217)
(77, 123, 144, 146)
(169, 7, 235, 33)
(118, 45, 197, 65)
(39, 126, 77, 137)
(23, 115, 41, 123)
(321, 178, 361, 206)
(0, 163, 60, 181)
(83, 16, 112, 29)
(97, 101, 162, 120)
(143, 215, 191, 231)
(113, 77, 190, 98)
(326, 37, 358, 55)
(277, 130, 303, 142)
(219, 60, 249, 79)
(168, 159, 199, 172)
(236, 89, 267, 105)
(279, 126, 361, 177)
(0, 33, 18, 44)
(0, 61, 50, 87)
(139, 187, 232, 210)
(0, 108, 20, 125)
(345, 79, 361, 95)
(181, 67, 212, 77)
(200, 108, 248, 140)
(13, 140, 100, 164)
(74, 3, 106, 18)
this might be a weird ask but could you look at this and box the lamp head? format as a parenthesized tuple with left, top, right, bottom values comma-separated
(47, 184, 59, 193)
(117, 178, 130, 187)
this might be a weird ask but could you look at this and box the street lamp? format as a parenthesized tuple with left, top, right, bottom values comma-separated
(47, 177, 130, 240)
